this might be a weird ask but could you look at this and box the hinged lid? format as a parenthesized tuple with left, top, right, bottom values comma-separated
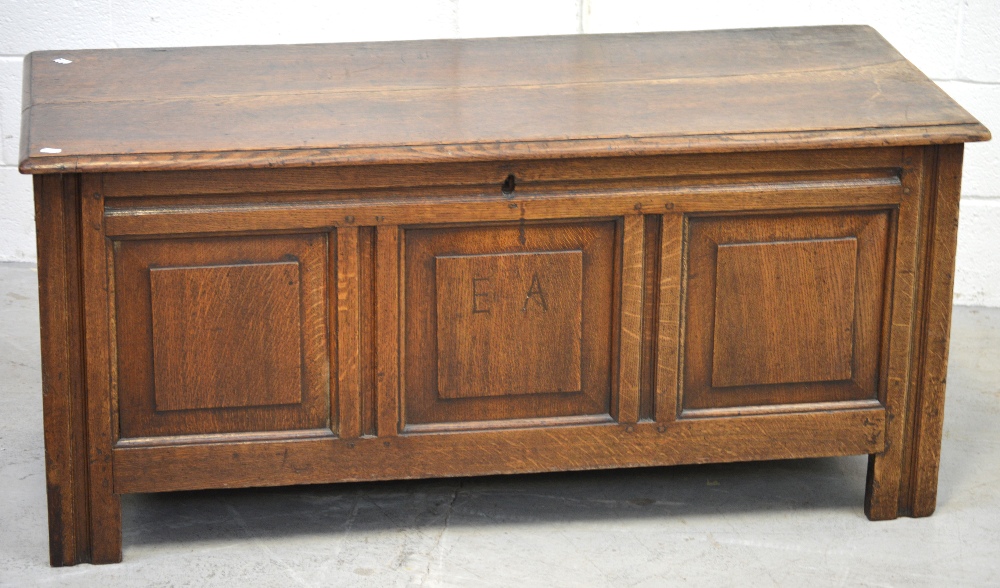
(19, 25, 990, 174)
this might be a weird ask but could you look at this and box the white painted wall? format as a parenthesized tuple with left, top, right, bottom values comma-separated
(1, 0, 997, 304)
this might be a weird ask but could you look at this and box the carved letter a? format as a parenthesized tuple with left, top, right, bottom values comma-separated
(522, 272, 548, 312)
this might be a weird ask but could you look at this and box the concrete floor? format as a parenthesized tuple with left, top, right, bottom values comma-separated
(0, 263, 997, 587)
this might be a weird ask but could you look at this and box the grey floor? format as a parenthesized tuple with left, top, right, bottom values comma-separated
(0, 263, 997, 587)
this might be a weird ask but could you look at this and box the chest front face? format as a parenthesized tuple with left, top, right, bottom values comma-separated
(95, 146, 910, 454)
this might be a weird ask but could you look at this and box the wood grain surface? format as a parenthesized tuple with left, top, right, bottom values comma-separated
(19, 26, 988, 173)
(435, 250, 584, 399)
(149, 262, 303, 411)
(711, 238, 858, 388)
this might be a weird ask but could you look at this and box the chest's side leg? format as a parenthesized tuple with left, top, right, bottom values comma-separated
(35, 173, 121, 565)
(866, 144, 964, 520)
(900, 144, 965, 518)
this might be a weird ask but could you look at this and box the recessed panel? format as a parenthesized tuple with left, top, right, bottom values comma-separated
(150, 262, 303, 411)
(681, 210, 889, 412)
(712, 238, 857, 388)
(404, 220, 617, 430)
(114, 233, 331, 439)
(436, 251, 583, 399)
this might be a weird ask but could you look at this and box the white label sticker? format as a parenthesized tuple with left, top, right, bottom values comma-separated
(52, 58, 72, 65)
(40, 148, 62, 154)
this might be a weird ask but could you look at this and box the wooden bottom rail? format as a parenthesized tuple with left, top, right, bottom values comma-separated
(113, 410, 885, 494)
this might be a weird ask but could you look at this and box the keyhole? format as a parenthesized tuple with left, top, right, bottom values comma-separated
(501, 174, 516, 195)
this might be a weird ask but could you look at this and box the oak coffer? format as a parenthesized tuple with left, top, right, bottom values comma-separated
(18, 25, 990, 565)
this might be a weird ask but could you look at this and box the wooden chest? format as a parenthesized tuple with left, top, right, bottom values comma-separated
(19, 26, 989, 565)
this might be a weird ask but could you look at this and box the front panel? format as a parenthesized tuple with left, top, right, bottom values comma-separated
(99, 150, 904, 496)
(402, 220, 618, 430)
(113, 233, 333, 440)
(680, 210, 891, 413)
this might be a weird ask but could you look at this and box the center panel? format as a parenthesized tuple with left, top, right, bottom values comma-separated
(435, 250, 584, 399)
(403, 220, 617, 430)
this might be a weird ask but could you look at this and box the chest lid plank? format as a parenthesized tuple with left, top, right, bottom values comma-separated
(19, 25, 989, 174)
